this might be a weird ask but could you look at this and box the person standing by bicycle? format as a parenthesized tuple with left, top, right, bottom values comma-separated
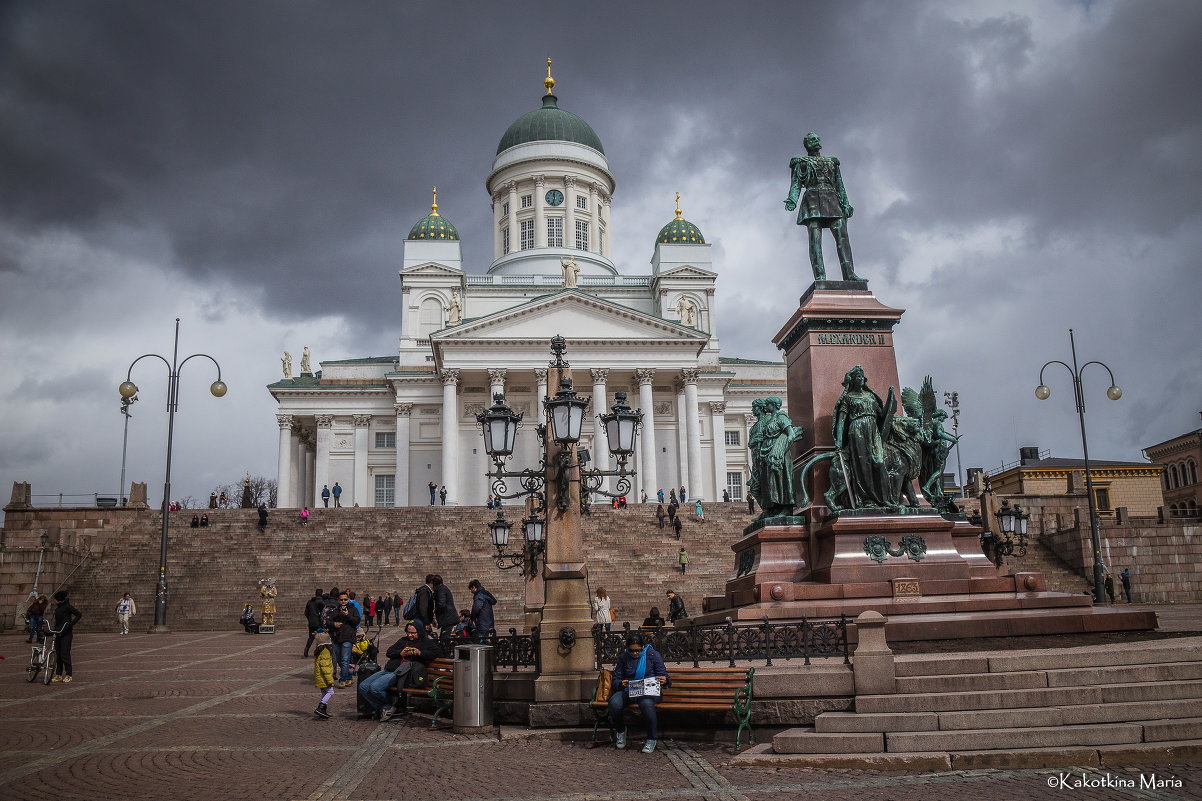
(50, 590, 82, 683)
(25, 595, 48, 643)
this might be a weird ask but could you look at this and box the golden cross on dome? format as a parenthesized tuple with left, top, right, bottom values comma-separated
(544, 58, 556, 95)
(430, 187, 440, 216)
(674, 192, 683, 220)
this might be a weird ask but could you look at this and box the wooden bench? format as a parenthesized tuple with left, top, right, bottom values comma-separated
(394, 657, 455, 728)
(589, 665, 756, 752)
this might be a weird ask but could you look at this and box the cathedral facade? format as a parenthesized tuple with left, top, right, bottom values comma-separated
(268, 69, 785, 508)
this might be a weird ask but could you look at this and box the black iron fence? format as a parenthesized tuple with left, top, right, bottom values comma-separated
(591, 617, 850, 669)
(436, 626, 540, 672)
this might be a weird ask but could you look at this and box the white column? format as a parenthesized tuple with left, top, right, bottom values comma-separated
(565, 176, 577, 249)
(441, 369, 460, 504)
(395, 403, 411, 506)
(675, 381, 688, 492)
(488, 368, 507, 400)
(709, 402, 728, 503)
(588, 183, 599, 254)
(635, 369, 658, 499)
(506, 182, 518, 256)
(601, 194, 612, 258)
(534, 368, 549, 408)
(590, 369, 610, 498)
(533, 176, 546, 248)
(353, 414, 371, 506)
(292, 428, 304, 506)
(303, 444, 315, 508)
(276, 414, 293, 508)
(682, 369, 704, 501)
(492, 191, 503, 258)
(314, 415, 333, 508)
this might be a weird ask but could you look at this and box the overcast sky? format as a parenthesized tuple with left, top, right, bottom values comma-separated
(2, 0, 1200, 515)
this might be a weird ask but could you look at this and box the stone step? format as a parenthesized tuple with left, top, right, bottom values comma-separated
(988, 644, 1202, 673)
(935, 706, 1065, 731)
(887, 723, 1144, 753)
(856, 684, 1102, 714)
(771, 727, 882, 754)
(895, 670, 1047, 693)
(1046, 661, 1202, 687)
(814, 711, 938, 733)
(1100, 679, 1202, 704)
(895, 656, 989, 677)
(1061, 698, 1202, 725)
(1141, 717, 1202, 743)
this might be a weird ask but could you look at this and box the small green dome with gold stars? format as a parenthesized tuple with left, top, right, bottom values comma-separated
(407, 188, 460, 241)
(656, 193, 705, 245)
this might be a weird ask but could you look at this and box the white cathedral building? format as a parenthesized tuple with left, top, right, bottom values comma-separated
(268, 67, 786, 508)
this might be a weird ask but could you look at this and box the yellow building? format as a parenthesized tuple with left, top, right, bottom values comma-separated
(987, 448, 1164, 518)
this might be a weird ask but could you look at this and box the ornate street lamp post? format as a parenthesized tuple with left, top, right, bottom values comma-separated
(1035, 328, 1122, 605)
(476, 335, 642, 700)
(993, 498, 1030, 559)
(119, 318, 226, 633)
(118, 394, 138, 505)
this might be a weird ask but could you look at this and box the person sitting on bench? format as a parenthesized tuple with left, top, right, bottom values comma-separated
(607, 631, 669, 753)
(240, 604, 259, 633)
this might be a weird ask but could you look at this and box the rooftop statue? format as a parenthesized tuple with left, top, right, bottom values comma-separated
(281, 351, 293, 379)
(300, 346, 312, 375)
(448, 290, 463, 324)
(560, 256, 580, 288)
(784, 132, 863, 283)
(747, 396, 804, 520)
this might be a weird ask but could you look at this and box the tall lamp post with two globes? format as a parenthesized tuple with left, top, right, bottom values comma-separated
(1035, 328, 1122, 605)
(476, 335, 642, 699)
(118, 318, 226, 633)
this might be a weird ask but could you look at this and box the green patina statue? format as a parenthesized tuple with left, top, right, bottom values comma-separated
(747, 396, 804, 520)
(784, 132, 863, 283)
(796, 367, 962, 516)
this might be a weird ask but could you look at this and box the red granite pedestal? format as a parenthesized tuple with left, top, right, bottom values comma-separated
(696, 285, 1157, 641)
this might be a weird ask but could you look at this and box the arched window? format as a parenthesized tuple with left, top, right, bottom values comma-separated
(1170, 464, 1180, 489)
(1163, 471, 1170, 491)
(1190, 460, 1198, 485)
(1170, 504, 1180, 517)
(417, 297, 444, 337)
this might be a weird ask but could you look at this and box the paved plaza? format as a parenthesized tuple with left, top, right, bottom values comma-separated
(2, 625, 1202, 801)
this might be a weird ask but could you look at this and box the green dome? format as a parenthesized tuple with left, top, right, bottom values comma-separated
(496, 95, 605, 155)
(407, 212, 459, 241)
(656, 217, 705, 245)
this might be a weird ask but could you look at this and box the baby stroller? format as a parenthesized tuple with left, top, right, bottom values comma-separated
(239, 604, 259, 634)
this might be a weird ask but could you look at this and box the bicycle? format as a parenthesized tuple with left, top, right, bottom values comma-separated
(27, 623, 64, 685)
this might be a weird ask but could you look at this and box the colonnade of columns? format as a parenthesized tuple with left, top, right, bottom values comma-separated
(275, 366, 730, 508)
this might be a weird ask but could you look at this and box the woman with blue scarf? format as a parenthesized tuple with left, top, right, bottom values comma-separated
(608, 632, 669, 753)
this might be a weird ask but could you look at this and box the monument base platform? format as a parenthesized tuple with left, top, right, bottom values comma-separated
(696, 519, 1157, 642)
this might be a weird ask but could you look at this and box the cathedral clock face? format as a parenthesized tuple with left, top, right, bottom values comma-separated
(545, 189, 564, 207)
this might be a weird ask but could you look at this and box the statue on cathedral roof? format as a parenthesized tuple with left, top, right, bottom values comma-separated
(300, 347, 312, 375)
(281, 351, 293, 379)
(560, 256, 580, 288)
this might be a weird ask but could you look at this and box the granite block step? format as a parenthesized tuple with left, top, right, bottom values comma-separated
(772, 728, 883, 754)
(1060, 698, 1202, 725)
(814, 711, 938, 733)
(856, 684, 1101, 714)
(887, 723, 1143, 752)
(1141, 717, 1202, 742)
(895, 670, 1047, 694)
(1099, 679, 1202, 704)
(894, 656, 988, 677)
(987, 644, 1202, 673)
(1046, 661, 1202, 688)
(936, 706, 1064, 730)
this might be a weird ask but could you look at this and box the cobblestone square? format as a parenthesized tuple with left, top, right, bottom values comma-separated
(3, 629, 1201, 801)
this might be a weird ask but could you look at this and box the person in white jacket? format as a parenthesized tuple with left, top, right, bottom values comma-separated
(592, 587, 614, 632)
(115, 592, 137, 634)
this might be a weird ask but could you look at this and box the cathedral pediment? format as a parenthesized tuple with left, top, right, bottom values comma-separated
(655, 265, 717, 279)
(400, 262, 464, 276)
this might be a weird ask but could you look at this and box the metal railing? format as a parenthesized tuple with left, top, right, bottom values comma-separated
(592, 617, 850, 669)
(30, 493, 123, 508)
(436, 625, 540, 672)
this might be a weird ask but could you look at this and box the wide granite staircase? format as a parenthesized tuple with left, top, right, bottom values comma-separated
(65, 502, 752, 632)
(751, 637, 1202, 769)
(998, 536, 1089, 597)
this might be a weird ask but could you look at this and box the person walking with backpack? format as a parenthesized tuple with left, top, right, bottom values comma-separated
(678, 547, 689, 574)
(321, 485, 331, 507)
(432, 575, 458, 633)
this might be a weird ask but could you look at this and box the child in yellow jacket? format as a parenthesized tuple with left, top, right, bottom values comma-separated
(313, 632, 335, 719)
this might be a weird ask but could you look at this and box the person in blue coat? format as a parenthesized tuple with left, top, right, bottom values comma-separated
(467, 579, 496, 642)
(332, 482, 343, 507)
(608, 631, 669, 753)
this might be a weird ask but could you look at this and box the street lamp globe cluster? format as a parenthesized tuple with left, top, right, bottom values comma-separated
(476, 335, 643, 576)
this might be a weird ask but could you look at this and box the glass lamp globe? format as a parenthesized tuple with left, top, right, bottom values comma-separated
(119, 381, 139, 399)
(210, 380, 228, 398)
(1106, 385, 1123, 401)
(1034, 385, 1051, 400)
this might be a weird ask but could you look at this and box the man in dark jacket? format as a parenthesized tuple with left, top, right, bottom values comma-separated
(608, 632, 669, 753)
(413, 577, 437, 633)
(329, 591, 361, 686)
(380, 592, 394, 626)
(51, 590, 84, 683)
(432, 575, 458, 632)
(358, 622, 442, 720)
(666, 590, 687, 622)
(468, 579, 496, 642)
(303, 588, 325, 657)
